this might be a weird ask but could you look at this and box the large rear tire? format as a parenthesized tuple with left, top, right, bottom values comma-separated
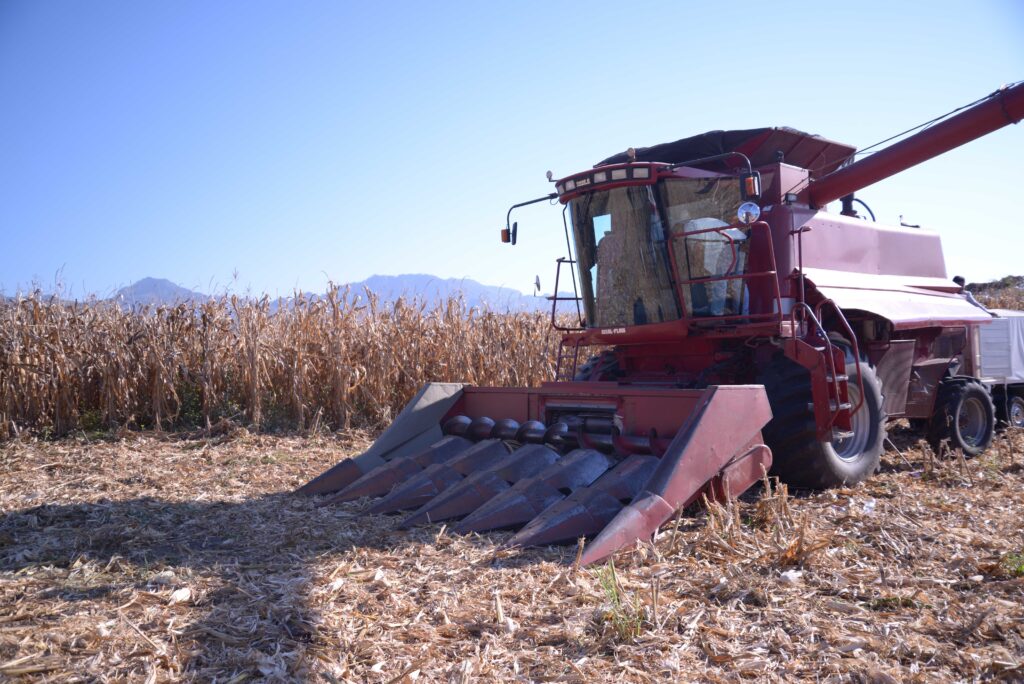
(759, 354, 886, 488)
(926, 378, 995, 455)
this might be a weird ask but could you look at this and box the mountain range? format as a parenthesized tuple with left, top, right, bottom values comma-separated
(111, 275, 563, 313)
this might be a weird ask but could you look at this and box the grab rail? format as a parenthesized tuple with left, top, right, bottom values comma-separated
(815, 298, 866, 417)
(788, 301, 865, 429)
(666, 220, 784, 326)
(549, 257, 585, 331)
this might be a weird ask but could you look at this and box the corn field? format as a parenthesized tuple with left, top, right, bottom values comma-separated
(0, 288, 560, 439)
(2, 282, 1020, 441)
(974, 286, 1024, 311)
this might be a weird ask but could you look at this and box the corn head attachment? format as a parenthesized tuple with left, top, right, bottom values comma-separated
(299, 382, 772, 564)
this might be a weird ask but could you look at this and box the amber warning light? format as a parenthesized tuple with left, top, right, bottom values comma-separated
(742, 172, 762, 200)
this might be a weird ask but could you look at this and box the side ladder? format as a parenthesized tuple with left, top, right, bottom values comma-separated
(553, 339, 582, 382)
(786, 300, 865, 440)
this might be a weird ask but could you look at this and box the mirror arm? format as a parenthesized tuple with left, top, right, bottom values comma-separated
(503, 193, 559, 245)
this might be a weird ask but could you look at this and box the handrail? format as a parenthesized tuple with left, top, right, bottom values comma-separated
(680, 269, 779, 286)
(815, 298, 866, 417)
(787, 301, 867, 430)
(560, 205, 583, 324)
(550, 257, 585, 331)
(669, 223, 740, 277)
(789, 302, 843, 431)
(668, 220, 784, 326)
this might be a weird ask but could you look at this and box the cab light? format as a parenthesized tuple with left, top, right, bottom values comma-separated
(632, 167, 650, 179)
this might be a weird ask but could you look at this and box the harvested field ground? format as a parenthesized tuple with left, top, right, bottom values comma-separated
(1, 426, 1023, 682)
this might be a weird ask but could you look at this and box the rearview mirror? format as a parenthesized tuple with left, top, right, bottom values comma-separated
(501, 222, 518, 245)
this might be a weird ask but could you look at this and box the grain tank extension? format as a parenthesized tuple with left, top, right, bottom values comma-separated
(300, 83, 1024, 565)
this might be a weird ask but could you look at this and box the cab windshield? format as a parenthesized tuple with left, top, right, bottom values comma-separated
(569, 185, 677, 327)
(569, 176, 745, 327)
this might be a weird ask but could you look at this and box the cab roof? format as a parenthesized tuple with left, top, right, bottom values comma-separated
(598, 127, 856, 179)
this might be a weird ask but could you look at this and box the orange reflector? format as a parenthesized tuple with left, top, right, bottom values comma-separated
(744, 176, 760, 196)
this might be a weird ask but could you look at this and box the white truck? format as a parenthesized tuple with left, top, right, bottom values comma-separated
(978, 309, 1024, 430)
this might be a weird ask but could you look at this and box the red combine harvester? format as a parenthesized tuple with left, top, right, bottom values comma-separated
(301, 83, 1024, 566)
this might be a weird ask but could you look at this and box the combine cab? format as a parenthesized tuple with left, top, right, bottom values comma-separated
(300, 83, 1024, 565)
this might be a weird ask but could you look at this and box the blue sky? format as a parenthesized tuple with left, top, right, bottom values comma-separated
(1, 1, 1022, 298)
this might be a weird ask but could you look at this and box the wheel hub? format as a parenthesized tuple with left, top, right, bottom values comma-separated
(1010, 398, 1024, 429)
(958, 397, 988, 446)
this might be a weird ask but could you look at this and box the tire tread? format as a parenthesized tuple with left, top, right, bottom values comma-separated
(759, 353, 886, 489)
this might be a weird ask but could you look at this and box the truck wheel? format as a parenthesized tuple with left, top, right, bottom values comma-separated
(573, 351, 620, 382)
(927, 379, 995, 455)
(996, 392, 1024, 430)
(759, 355, 886, 489)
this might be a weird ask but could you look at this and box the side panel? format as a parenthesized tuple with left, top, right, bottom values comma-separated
(979, 318, 1012, 381)
(800, 214, 948, 279)
(809, 276, 994, 329)
(904, 358, 952, 419)
(872, 340, 915, 417)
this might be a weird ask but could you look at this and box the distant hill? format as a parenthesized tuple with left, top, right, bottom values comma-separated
(350, 274, 551, 313)
(108, 275, 562, 313)
(112, 277, 204, 308)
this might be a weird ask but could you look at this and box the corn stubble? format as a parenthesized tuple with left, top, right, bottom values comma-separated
(0, 288, 559, 439)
